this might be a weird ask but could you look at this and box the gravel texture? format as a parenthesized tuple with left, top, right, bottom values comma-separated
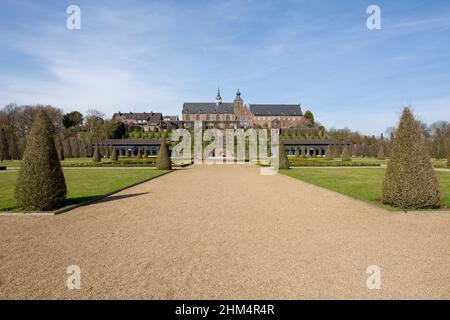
(0, 164, 449, 299)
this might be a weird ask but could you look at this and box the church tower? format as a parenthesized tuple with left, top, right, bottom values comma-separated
(215, 87, 222, 106)
(233, 88, 243, 114)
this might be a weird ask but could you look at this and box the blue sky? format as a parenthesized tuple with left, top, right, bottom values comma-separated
(0, 0, 449, 134)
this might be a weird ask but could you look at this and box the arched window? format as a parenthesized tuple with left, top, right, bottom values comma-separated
(186, 115, 190, 121)
(226, 114, 231, 121)
(196, 114, 200, 121)
(216, 114, 220, 121)
(206, 114, 210, 121)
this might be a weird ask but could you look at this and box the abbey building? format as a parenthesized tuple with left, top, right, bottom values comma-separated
(181, 89, 305, 129)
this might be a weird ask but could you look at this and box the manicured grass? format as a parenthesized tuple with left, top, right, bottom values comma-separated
(0, 168, 169, 212)
(280, 168, 450, 210)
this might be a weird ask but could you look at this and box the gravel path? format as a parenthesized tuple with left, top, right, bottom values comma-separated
(0, 164, 449, 299)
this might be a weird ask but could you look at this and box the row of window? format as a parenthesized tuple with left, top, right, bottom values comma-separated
(185, 114, 233, 121)
(185, 114, 301, 121)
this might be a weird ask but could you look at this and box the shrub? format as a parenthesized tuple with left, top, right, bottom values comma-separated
(325, 146, 333, 160)
(92, 144, 101, 162)
(111, 147, 118, 161)
(0, 128, 10, 161)
(341, 145, 351, 161)
(57, 144, 65, 161)
(137, 148, 142, 159)
(15, 109, 67, 211)
(382, 107, 440, 209)
(143, 149, 148, 158)
(332, 145, 340, 158)
(377, 145, 385, 160)
(278, 139, 289, 169)
(104, 145, 110, 158)
(156, 136, 172, 170)
(125, 149, 130, 157)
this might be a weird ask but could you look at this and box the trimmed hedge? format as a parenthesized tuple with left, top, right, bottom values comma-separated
(62, 159, 157, 167)
(288, 159, 380, 167)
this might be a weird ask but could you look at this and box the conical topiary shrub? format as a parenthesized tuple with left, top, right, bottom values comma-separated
(377, 145, 385, 160)
(104, 145, 110, 158)
(278, 138, 289, 169)
(156, 136, 172, 170)
(341, 145, 352, 161)
(382, 107, 440, 209)
(0, 128, 10, 161)
(15, 109, 67, 211)
(111, 147, 118, 161)
(125, 149, 130, 157)
(446, 148, 450, 167)
(143, 149, 148, 158)
(325, 146, 333, 160)
(57, 144, 65, 161)
(92, 144, 101, 162)
(137, 148, 142, 159)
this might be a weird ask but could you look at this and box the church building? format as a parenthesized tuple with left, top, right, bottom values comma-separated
(181, 89, 305, 129)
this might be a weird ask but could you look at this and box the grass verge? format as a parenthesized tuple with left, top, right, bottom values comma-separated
(0, 168, 170, 212)
(280, 168, 450, 211)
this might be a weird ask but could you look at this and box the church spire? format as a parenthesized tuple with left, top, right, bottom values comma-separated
(216, 87, 222, 106)
(234, 88, 243, 103)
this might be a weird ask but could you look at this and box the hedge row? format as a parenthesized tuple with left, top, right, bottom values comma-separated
(288, 159, 381, 167)
(62, 160, 156, 167)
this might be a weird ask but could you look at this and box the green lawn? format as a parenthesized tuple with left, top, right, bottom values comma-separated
(0, 168, 169, 212)
(280, 168, 450, 210)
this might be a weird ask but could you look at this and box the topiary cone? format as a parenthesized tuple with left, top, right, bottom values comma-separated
(341, 145, 352, 161)
(15, 109, 67, 211)
(57, 144, 65, 161)
(156, 136, 172, 170)
(377, 145, 385, 160)
(382, 107, 440, 209)
(278, 138, 289, 169)
(111, 147, 118, 161)
(143, 149, 148, 158)
(92, 144, 101, 162)
(447, 151, 450, 167)
(137, 148, 142, 159)
(325, 145, 333, 160)
(104, 145, 110, 158)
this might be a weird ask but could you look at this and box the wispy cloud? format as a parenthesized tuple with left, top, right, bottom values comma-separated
(0, 0, 449, 134)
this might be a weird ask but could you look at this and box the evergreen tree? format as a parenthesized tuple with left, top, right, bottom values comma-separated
(377, 144, 385, 160)
(0, 128, 10, 162)
(341, 145, 352, 161)
(156, 135, 172, 170)
(382, 107, 440, 209)
(92, 144, 101, 162)
(111, 147, 118, 161)
(15, 109, 67, 210)
(57, 144, 65, 161)
(104, 144, 110, 158)
(278, 138, 289, 169)
(325, 145, 333, 160)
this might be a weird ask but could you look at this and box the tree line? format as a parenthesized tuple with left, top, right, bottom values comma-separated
(0, 104, 126, 161)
